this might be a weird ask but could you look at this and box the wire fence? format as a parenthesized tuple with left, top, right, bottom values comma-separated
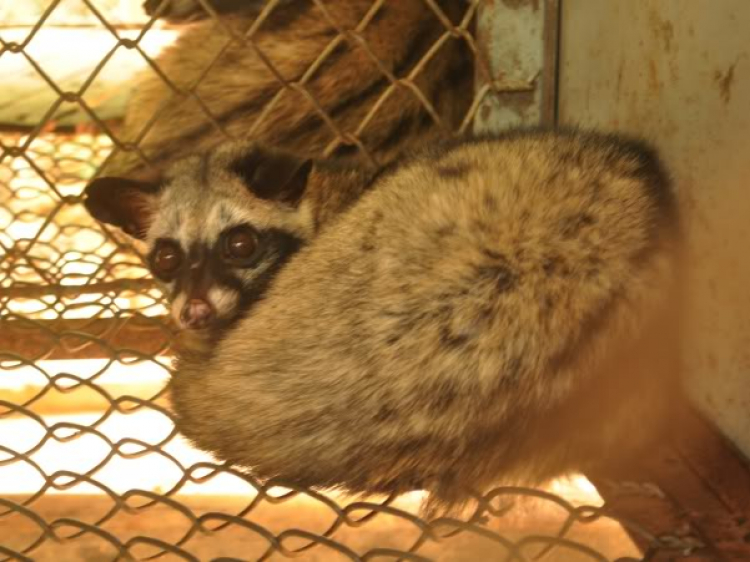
(0, 1, 707, 560)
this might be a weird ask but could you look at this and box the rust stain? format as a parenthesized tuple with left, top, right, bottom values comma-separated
(668, 57, 680, 82)
(494, 90, 536, 116)
(659, 21, 674, 52)
(648, 59, 660, 94)
(714, 62, 738, 105)
(649, 9, 674, 52)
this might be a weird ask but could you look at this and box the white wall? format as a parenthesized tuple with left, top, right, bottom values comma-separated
(558, 0, 750, 456)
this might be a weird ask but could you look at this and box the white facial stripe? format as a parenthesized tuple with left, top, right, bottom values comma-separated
(177, 208, 194, 250)
(221, 197, 314, 240)
(148, 189, 182, 243)
(207, 285, 240, 317)
(220, 199, 268, 231)
(147, 181, 313, 251)
(206, 204, 230, 244)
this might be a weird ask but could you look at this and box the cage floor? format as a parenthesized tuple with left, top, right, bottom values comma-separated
(2, 491, 638, 562)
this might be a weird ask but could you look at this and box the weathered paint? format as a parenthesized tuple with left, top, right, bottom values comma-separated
(473, 0, 559, 133)
(558, 0, 750, 459)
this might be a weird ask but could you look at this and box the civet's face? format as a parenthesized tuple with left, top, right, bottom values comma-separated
(146, 219, 301, 330)
(84, 145, 313, 332)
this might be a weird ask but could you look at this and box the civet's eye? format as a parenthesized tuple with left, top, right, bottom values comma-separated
(151, 240, 183, 279)
(222, 225, 259, 264)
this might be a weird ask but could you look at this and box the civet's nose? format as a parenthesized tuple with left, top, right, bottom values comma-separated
(180, 299, 214, 329)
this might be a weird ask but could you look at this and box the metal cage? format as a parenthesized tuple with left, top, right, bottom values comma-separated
(1, 1, 746, 560)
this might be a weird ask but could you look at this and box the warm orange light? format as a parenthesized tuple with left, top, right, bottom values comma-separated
(0, 356, 606, 508)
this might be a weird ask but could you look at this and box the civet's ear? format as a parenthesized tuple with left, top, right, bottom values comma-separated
(230, 147, 313, 207)
(84, 177, 162, 239)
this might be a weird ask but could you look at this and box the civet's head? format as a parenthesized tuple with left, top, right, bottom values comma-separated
(84, 144, 315, 332)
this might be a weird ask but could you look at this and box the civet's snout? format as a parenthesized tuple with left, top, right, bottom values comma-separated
(180, 298, 215, 330)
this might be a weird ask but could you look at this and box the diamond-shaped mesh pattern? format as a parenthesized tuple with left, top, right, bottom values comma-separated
(0, 1, 705, 560)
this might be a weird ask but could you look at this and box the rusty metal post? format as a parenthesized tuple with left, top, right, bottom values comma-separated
(473, 0, 559, 133)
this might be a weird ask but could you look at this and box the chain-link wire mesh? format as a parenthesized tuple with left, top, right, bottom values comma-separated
(0, 1, 709, 560)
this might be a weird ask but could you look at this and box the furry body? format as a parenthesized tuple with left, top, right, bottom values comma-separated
(106, 0, 474, 180)
(168, 129, 682, 508)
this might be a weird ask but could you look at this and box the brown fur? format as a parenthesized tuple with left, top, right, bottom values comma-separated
(105, 0, 475, 181)
(168, 129, 683, 513)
